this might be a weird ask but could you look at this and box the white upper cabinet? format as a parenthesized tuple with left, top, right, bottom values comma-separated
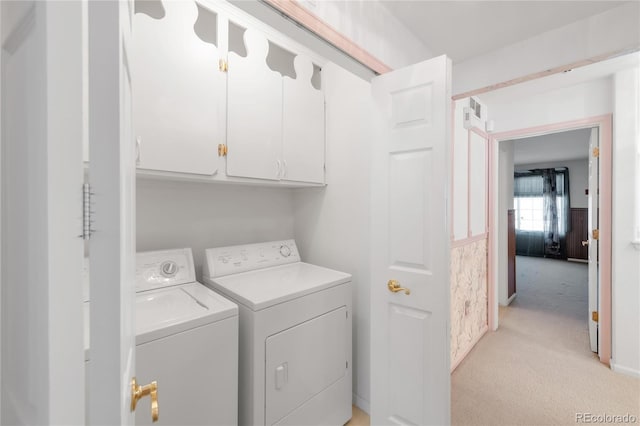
(226, 29, 325, 184)
(132, 1, 224, 176)
(132, 0, 327, 186)
(282, 56, 325, 184)
(226, 29, 283, 181)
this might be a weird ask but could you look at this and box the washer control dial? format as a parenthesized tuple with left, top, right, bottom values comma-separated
(160, 260, 178, 278)
(279, 244, 291, 258)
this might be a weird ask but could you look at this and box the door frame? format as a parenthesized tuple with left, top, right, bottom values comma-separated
(488, 114, 612, 365)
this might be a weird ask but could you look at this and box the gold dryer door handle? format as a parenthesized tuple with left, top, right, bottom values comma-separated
(388, 280, 410, 295)
(131, 377, 159, 422)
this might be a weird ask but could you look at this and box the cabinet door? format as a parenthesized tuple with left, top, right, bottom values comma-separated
(226, 29, 282, 180)
(265, 307, 347, 425)
(132, 1, 224, 176)
(282, 55, 325, 184)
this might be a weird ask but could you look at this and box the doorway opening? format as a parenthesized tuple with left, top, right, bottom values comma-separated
(500, 127, 597, 358)
(489, 115, 612, 365)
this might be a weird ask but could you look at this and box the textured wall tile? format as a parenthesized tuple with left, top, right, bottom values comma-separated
(451, 238, 488, 367)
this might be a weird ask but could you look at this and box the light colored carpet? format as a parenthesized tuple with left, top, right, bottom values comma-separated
(452, 256, 640, 426)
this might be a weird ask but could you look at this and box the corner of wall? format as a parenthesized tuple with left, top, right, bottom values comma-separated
(611, 65, 640, 375)
(292, 62, 373, 406)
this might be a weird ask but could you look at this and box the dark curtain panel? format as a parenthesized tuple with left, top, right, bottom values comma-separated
(542, 169, 560, 256)
(513, 173, 543, 196)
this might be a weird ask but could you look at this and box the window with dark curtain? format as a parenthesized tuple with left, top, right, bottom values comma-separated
(514, 168, 571, 258)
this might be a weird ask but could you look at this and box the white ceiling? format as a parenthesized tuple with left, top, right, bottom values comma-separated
(380, 1, 628, 63)
(512, 128, 591, 165)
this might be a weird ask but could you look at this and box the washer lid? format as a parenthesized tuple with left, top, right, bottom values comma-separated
(136, 282, 238, 345)
(205, 262, 351, 311)
(84, 283, 237, 359)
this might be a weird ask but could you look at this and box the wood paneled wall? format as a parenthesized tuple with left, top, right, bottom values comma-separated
(567, 208, 588, 260)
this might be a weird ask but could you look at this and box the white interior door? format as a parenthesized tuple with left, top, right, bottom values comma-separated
(1, 2, 85, 424)
(87, 1, 137, 424)
(588, 127, 599, 353)
(370, 55, 452, 425)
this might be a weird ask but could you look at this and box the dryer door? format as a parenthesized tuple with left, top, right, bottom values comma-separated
(265, 306, 348, 425)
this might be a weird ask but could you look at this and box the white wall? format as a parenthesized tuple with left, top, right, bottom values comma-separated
(488, 78, 613, 133)
(292, 63, 372, 411)
(498, 141, 514, 306)
(452, 98, 490, 241)
(452, 100, 469, 240)
(453, 2, 640, 96)
(611, 67, 640, 377)
(136, 180, 295, 281)
(515, 159, 589, 209)
(297, 0, 432, 69)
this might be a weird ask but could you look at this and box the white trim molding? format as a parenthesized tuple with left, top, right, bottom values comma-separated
(352, 393, 370, 415)
(610, 361, 640, 378)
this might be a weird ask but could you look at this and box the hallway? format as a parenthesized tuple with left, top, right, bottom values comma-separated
(452, 256, 640, 425)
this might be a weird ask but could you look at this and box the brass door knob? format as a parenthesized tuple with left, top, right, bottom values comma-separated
(388, 279, 410, 295)
(131, 377, 159, 422)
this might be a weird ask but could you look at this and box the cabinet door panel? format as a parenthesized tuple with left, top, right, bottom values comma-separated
(282, 55, 325, 184)
(227, 29, 282, 180)
(132, 1, 223, 176)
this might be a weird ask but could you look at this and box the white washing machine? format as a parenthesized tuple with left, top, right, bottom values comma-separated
(202, 240, 352, 426)
(84, 248, 239, 425)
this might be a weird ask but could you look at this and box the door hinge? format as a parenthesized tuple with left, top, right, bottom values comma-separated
(592, 147, 600, 158)
(219, 58, 228, 72)
(592, 229, 599, 240)
(592, 311, 599, 323)
(218, 144, 227, 157)
(80, 183, 94, 240)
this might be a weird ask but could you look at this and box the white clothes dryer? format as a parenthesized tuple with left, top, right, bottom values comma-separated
(84, 248, 239, 425)
(202, 240, 352, 426)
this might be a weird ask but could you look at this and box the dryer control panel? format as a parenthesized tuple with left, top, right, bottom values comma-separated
(204, 240, 300, 278)
(136, 248, 196, 292)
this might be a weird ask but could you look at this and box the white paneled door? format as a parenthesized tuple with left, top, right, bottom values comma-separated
(1, 2, 85, 424)
(370, 55, 452, 425)
(588, 127, 599, 353)
(88, 1, 137, 424)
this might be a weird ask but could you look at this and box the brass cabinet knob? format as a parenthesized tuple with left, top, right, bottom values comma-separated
(388, 279, 410, 295)
(131, 377, 159, 422)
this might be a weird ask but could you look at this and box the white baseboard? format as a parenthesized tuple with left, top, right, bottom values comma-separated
(507, 293, 517, 305)
(352, 393, 370, 414)
(610, 361, 640, 378)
